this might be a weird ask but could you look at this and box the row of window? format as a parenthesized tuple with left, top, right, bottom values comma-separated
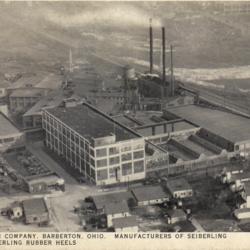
(96, 150, 144, 168)
(96, 144, 144, 158)
(46, 139, 95, 179)
(96, 160, 144, 181)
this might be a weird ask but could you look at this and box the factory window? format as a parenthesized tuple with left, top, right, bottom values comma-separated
(109, 156, 120, 165)
(109, 147, 119, 155)
(90, 168, 95, 179)
(96, 148, 107, 157)
(80, 139, 85, 148)
(86, 164, 90, 175)
(90, 149, 95, 157)
(133, 144, 143, 150)
(133, 151, 144, 159)
(75, 136, 79, 144)
(134, 160, 144, 173)
(109, 167, 118, 178)
(97, 159, 107, 168)
(97, 169, 108, 180)
(121, 145, 131, 152)
(90, 158, 95, 167)
(122, 163, 132, 176)
(121, 153, 132, 162)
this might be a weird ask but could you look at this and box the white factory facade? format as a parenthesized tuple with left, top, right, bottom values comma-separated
(42, 103, 146, 185)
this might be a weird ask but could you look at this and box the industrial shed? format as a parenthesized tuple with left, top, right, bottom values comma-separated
(22, 198, 49, 225)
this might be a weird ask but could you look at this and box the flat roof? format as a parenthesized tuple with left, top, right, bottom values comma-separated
(179, 138, 215, 157)
(167, 209, 186, 218)
(244, 182, 250, 195)
(131, 185, 170, 202)
(92, 191, 133, 211)
(0, 112, 21, 137)
(22, 198, 48, 215)
(166, 178, 192, 193)
(23, 90, 66, 117)
(10, 88, 45, 98)
(104, 201, 129, 215)
(231, 172, 250, 182)
(47, 103, 140, 142)
(8, 75, 44, 90)
(112, 216, 138, 228)
(35, 73, 62, 90)
(0, 81, 11, 89)
(168, 105, 250, 143)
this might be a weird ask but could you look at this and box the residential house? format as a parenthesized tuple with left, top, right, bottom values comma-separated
(131, 185, 170, 206)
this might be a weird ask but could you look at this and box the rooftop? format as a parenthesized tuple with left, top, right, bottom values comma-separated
(131, 185, 170, 202)
(47, 103, 140, 143)
(112, 216, 138, 228)
(104, 201, 130, 215)
(231, 171, 250, 182)
(166, 178, 192, 193)
(0, 81, 11, 89)
(168, 105, 250, 143)
(35, 73, 62, 90)
(92, 191, 133, 211)
(0, 112, 21, 137)
(167, 209, 186, 218)
(7, 75, 44, 90)
(10, 87, 46, 98)
(244, 182, 250, 195)
(23, 90, 66, 117)
(22, 198, 48, 215)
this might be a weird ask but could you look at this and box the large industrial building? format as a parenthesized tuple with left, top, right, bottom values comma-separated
(42, 102, 147, 185)
(0, 112, 23, 152)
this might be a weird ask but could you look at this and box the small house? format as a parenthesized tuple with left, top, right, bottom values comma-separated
(166, 178, 193, 199)
(131, 185, 170, 206)
(234, 208, 250, 220)
(8, 202, 23, 220)
(112, 215, 138, 232)
(166, 209, 187, 224)
(104, 201, 130, 227)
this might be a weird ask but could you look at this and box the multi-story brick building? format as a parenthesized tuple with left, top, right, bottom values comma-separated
(42, 103, 146, 185)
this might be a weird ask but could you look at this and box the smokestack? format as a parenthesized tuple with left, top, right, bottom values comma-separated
(149, 18, 153, 74)
(170, 44, 174, 96)
(69, 48, 73, 73)
(162, 27, 166, 98)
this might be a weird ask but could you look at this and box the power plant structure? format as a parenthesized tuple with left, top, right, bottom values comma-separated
(136, 20, 177, 108)
(121, 19, 178, 113)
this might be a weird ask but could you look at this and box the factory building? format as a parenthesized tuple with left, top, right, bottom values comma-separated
(9, 87, 48, 113)
(42, 102, 146, 185)
(0, 112, 23, 152)
(0, 81, 10, 98)
(167, 105, 250, 154)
